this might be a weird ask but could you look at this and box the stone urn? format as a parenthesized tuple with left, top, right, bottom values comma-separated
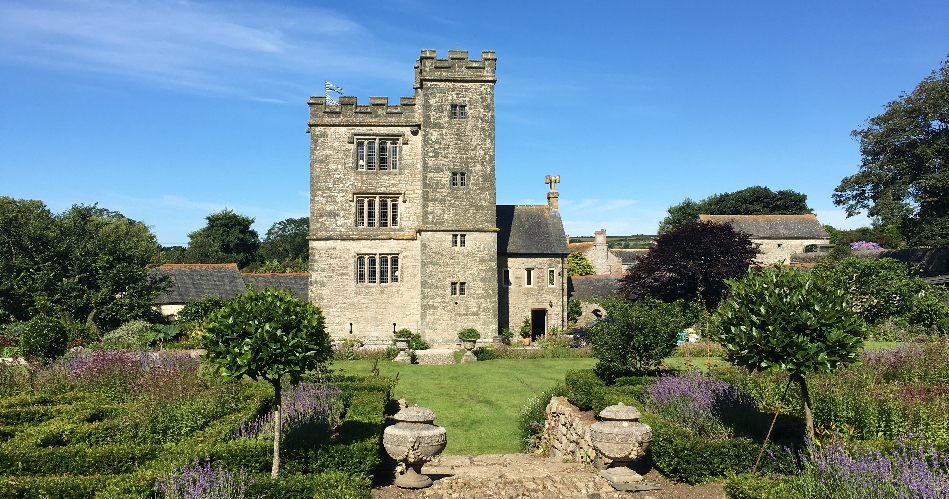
(589, 403, 653, 491)
(393, 338, 411, 363)
(460, 339, 477, 363)
(383, 406, 447, 488)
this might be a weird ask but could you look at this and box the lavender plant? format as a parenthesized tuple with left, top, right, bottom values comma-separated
(646, 370, 757, 440)
(233, 382, 343, 440)
(156, 458, 254, 499)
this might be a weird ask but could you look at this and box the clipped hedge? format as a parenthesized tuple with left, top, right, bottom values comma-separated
(563, 369, 647, 413)
(723, 473, 803, 499)
(0, 443, 159, 476)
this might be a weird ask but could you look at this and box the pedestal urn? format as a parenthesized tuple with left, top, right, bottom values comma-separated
(589, 403, 653, 491)
(383, 406, 447, 488)
(393, 338, 411, 363)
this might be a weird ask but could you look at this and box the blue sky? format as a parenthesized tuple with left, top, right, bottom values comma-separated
(2, 0, 948, 245)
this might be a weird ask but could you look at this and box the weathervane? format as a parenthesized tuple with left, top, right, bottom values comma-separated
(545, 175, 560, 192)
(325, 81, 344, 105)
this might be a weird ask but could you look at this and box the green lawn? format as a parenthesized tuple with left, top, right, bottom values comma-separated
(334, 357, 595, 454)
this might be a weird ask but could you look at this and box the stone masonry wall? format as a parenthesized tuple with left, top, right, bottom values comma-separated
(755, 238, 829, 265)
(540, 396, 612, 467)
(499, 255, 567, 333)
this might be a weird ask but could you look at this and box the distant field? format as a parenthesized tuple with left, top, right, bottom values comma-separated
(568, 234, 655, 249)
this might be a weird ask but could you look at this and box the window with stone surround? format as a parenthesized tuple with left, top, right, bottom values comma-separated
(452, 233, 466, 247)
(451, 172, 467, 187)
(356, 254, 399, 284)
(355, 196, 399, 228)
(450, 104, 467, 119)
(355, 138, 400, 171)
(548, 268, 556, 286)
(525, 268, 533, 287)
(451, 281, 466, 296)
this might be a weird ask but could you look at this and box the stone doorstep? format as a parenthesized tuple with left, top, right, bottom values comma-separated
(413, 349, 456, 365)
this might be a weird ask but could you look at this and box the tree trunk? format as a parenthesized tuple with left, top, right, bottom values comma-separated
(795, 375, 814, 442)
(272, 381, 282, 478)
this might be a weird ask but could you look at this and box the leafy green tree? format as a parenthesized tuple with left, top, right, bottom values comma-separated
(833, 58, 949, 246)
(589, 297, 698, 381)
(713, 266, 866, 439)
(621, 221, 759, 308)
(259, 217, 309, 264)
(659, 186, 812, 233)
(567, 298, 582, 324)
(202, 288, 331, 478)
(185, 209, 260, 269)
(812, 257, 949, 328)
(567, 251, 596, 276)
(0, 198, 169, 330)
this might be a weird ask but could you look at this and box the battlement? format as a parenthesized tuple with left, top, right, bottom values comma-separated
(414, 49, 497, 88)
(308, 95, 419, 126)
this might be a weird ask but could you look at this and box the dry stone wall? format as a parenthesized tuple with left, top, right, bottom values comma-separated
(539, 396, 612, 467)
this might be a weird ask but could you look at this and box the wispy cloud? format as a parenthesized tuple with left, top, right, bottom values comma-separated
(559, 198, 665, 236)
(0, 0, 403, 100)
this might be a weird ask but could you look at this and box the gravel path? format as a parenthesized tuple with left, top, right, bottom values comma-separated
(372, 454, 725, 499)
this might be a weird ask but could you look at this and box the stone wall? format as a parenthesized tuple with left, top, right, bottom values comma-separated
(498, 255, 566, 333)
(755, 238, 829, 264)
(539, 396, 612, 467)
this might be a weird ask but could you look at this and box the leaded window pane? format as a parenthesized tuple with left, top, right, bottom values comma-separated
(391, 144, 398, 170)
(356, 141, 365, 170)
(367, 199, 376, 227)
(549, 269, 555, 286)
(367, 256, 377, 283)
(379, 256, 389, 284)
(459, 282, 466, 295)
(356, 256, 365, 283)
(379, 141, 388, 171)
(391, 256, 399, 282)
(367, 140, 376, 170)
(379, 199, 389, 227)
(390, 201, 398, 227)
(356, 199, 365, 227)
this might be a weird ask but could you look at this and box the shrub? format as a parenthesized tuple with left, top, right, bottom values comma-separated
(176, 296, 227, 325)
(473, 345, 592, 361)
(645, 370, 757, 440)
(498, 328, 514, 340)
(516, 381, 567, 451)
(457, 328, 480, 341)
(723, 473, 803, 499)
(248, 471, 370, 499)
(408, 333, 429, 350)
(394, 328, 413, 339)
(589, 297, 698, 381)
(155, 458, 255, 499)
(518, 317, 532, 338)
(100, 320, 154, 351)
(20, 315, 70, 362)
(562, 369, 646, 413)
(567, 298, 582, 324)
(234, 383, 344, 441)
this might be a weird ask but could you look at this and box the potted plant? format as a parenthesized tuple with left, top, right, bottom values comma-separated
(498, 328, 514, 346)
(519, 317, 532, 346)
(394, 328, 414, 351)
(458, 328, 480, 351)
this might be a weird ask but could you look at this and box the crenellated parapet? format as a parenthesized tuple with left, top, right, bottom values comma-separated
(308, 95, 419, 127)
(414, 49, 497, 88)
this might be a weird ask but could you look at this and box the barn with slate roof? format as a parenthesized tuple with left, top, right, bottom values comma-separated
(699, 214, 830, 264)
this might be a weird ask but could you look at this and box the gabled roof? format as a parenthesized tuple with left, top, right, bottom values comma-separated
(698, 214, 829, 239)
(567, 242, 594, 253)
(497, 205, 570, 255)
(568, 274, 624, 300)
(242, 273, 309, 301)
(610, 249, 649, 265)
(151, 264, 246, 304)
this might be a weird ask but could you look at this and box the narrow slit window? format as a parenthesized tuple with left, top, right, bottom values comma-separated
(451, 282, 458, 295)
(452, 234, 458, 247)
(390, 201, 398, 227)
(458, 282, 466, 295)
(451, 172, 458, 187)
(367, 256, 377, 284)
(525, 268, 533, 287)
(548, 268, 555, 286)
(390, 143, 398, 170)
(459, 172, 467, 187)
(503, 269, 511, 286)
(356, 141, 366, 170)
(459, 234, 466, 247)
(379, 256, 389, 284)
(366, 199, 376, 227)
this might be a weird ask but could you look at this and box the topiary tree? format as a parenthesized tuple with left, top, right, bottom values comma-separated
(567, 251, 596, 276)
(202, 288, 331, 478)
(712, 265, 866, 439)
(19, 314, 70, 364)
(588, 297, 698, 382)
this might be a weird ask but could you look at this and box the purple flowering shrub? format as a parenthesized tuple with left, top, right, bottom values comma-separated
(233, 382, 344, 441)
(806, 432, 949, 499)
(850, 240, 883, 251)
(156, 458, 254, 499)
(646, 370, 758, 440)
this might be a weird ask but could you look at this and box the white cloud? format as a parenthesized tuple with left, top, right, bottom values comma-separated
(0, 0, 402, 99)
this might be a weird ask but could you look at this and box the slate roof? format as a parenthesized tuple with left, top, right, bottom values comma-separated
(610, 249, 649, 266)
(241, 273, 309, 301)
(698, 214, 829, 239)
(878, 247, 948, 277)
(568, 274, 624, 300)
(497, 205, 570, 255)
(151, 264, 246, 304)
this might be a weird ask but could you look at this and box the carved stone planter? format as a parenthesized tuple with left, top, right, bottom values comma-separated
(589, 403, 653, 491)
(383, 406, 447, 488)
(460, 339, 477, 363)
(394, 338, 411, 363)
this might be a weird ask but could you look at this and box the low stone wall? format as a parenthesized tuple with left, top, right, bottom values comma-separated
(539, 396, 611, 467)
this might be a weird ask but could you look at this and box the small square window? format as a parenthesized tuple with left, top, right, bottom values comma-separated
(459, 282, 466, 295)
(451, 282, 458, 295)
(451, 281, 467, 296)
(452, 234, 458, 247)
(451, 172, 468, 187)
(450, 104, 467, 119)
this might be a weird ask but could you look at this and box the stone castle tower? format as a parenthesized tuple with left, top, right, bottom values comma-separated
(306, 50, 500, 345)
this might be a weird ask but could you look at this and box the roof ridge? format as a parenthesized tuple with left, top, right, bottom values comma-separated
(159, 263, 239, 269)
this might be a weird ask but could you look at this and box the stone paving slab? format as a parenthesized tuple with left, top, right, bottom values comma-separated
(414, 349, 456, 365)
